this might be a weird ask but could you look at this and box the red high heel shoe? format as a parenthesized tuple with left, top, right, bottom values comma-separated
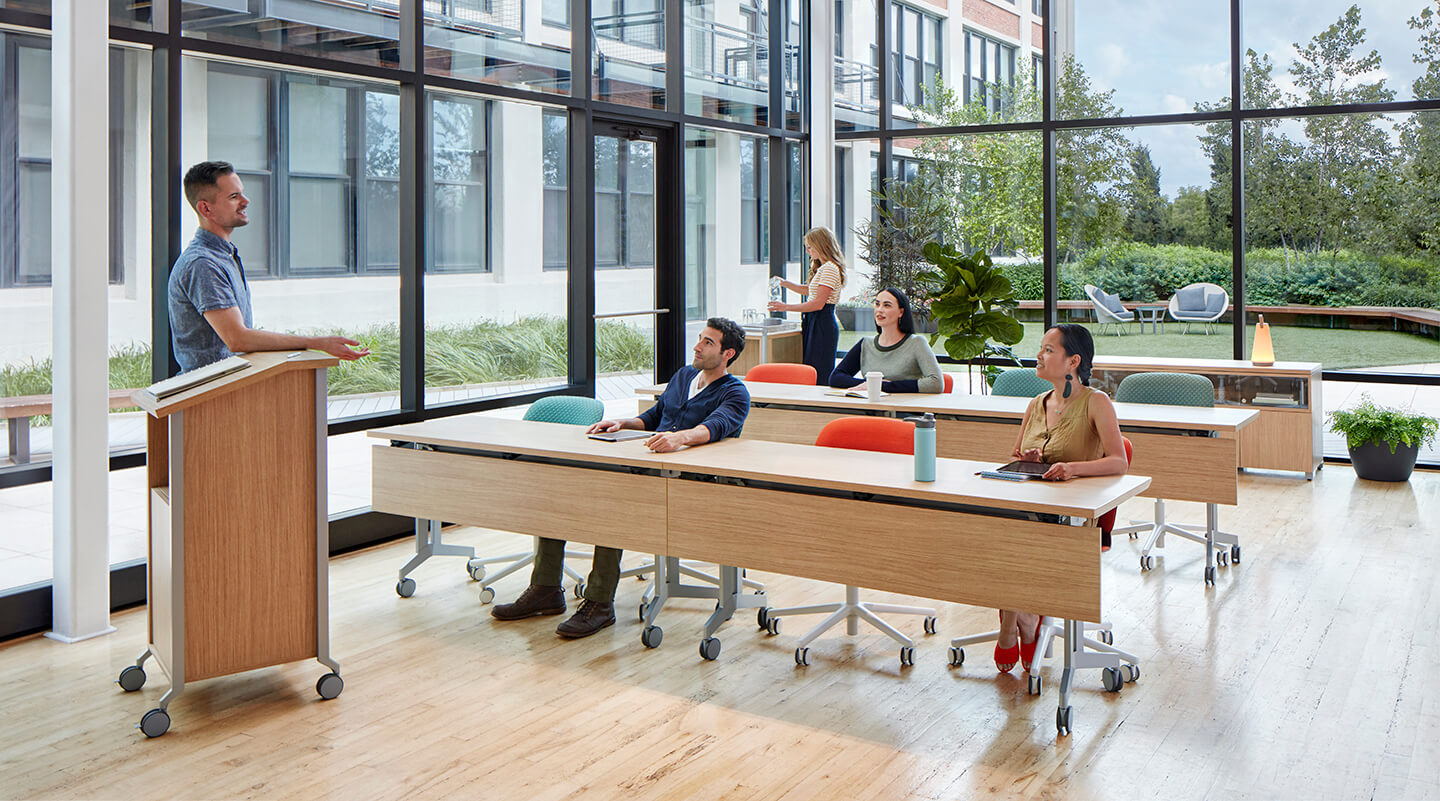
(1020, 616, 1044, 673)
(994, 611, 1019, 672)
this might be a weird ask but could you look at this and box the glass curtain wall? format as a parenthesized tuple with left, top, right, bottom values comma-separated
(837, 0, 1439, 466)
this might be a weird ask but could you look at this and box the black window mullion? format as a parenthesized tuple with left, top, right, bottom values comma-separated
(272, 73, 287, 278)
(350, 86, 366, 275)
(1, 36, 16, 290)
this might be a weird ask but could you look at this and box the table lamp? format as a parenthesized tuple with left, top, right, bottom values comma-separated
(1251, 314, 1275, 366)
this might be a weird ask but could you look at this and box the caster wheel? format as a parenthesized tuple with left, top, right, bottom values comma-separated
(756, 607, 770, 629)
(1139, 555, 1152, 572)
(117, 665, 146, 692)
(139, 708, 170, 738)
(1028, 673, 1042, 695)
(467, 561, 485, 582)
(638, 601, 650, 623)
(948, 647, 964, 667)
(1121, 663, 1140, 683)
(1101, 667, 1124, 693)
(899, 647, 915, 667)
(1128, 531, 1138, 540)
(316, 672, 344, 700)
(699, 638, 722, 661)
(1231, 544, 1241, 564)
(765, 618, 781, 636)
(641, 625, 663, 649)
(794, 647, 810, 666)
(1205, 566, 1216, 586)
(1056, 706, 1072, 736)
(1098, 629, 1114, 646)
(396, 578, 416, 598)
(923, 616, 937, 635)
(573, 582, 585, 600)
(478, 586, 495, 605)
(1217, 551, 1229, 567)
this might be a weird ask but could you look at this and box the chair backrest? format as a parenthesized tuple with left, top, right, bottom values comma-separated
(815, 416, 914, 455)
(1096, 436, 1134, 536)
(1114, 372, 1215, 408)
(1085, 284, 1128, 322)
(522, 395, 605, 425)
(942, 373, 954, 393)
(746, 362, 818, 385)
(1168, 282, 1230, 317)
(991, 368, 1051, 398)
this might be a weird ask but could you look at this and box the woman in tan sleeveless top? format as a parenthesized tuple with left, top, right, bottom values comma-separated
(995, 324, 1128, 675)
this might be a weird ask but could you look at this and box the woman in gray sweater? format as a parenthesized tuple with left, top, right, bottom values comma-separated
(828, 287, 944, 393)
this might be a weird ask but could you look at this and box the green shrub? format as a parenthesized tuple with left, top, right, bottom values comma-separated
(1328, 394, 1439, 453)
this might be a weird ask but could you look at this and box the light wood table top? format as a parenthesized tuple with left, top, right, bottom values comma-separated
(372, 416, 1150, 522)
(638, 381, 1259, 434)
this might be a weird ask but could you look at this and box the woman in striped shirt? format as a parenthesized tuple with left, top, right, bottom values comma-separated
(767, 226, 847, 385)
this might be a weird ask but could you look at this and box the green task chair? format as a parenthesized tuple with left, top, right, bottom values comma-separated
(991, 368, 1052, 398)
(467, 396, 605, 603)
(1111, 372, 1238, 586)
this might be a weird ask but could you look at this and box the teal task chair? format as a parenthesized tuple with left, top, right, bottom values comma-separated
(1111, 372, 1239, 586)
(991, 368, 1052, 398)
(466, 396, 605, 603)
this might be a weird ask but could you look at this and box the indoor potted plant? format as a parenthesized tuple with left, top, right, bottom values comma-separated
(1328, 394, 1439, 482)
(918, 241, 1025, 393)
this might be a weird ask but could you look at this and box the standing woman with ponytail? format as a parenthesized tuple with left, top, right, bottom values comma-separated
(992, 323, 1129, 676)
(767, 227, 846, 385)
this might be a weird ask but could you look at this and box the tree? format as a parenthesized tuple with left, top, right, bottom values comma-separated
(1053, 56, 1132, 263)
(1288, 5, 1397, 254)
(1122, 145, 1168, 245)
(1396, 1, 1440, 254)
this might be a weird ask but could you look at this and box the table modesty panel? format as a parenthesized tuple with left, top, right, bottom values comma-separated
(371, 444, 668, 555)
(667, 480, 1102, 622)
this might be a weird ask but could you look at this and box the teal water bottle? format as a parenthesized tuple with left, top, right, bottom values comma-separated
(905, 413, 937, 482)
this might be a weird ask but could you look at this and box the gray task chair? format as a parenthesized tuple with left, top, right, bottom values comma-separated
(1166, 282, 1228, 334)
(1111, 372, 1239, 586)
(1084, 284, 1134, 336)
(468, 395, 605, 603)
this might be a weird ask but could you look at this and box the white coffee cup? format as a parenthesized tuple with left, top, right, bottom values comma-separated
(865, 371, 884, 401)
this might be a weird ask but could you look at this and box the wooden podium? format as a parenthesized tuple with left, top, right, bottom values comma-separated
(116, 351, 341, 737)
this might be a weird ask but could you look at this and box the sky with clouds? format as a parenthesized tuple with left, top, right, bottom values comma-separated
(1072, 0, 1435, 196)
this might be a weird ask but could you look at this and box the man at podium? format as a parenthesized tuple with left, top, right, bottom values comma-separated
(490, 318, 752, 639)
(167, 161, 371, 372)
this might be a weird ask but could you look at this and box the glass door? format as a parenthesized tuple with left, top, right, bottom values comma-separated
(592, 122, 669, 389)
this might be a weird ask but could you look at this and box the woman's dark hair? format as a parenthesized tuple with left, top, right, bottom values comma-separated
(1050, 323, 1094, 386)
(878, 287, 917, 336)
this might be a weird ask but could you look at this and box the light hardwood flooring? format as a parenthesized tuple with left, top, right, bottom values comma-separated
(1, 466, 1437, 800)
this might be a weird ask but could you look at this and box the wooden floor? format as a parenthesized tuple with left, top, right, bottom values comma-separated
(2, 466, 1438, 800)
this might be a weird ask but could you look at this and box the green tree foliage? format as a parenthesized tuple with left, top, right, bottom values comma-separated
(1054, 56, 1132, 263)
(1122, 146, 1167, 245)
(1397, 1, 1440, 254)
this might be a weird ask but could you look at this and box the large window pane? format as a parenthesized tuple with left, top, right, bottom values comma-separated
(1244, 2, 1440, 107)
(1243, 112, 1440, 375)
(542, 110, 568, 270)
(1057, 123, 1233, 360)
(425, 100, 569, 406)
(180, 1, 399, 69)
(835, 0, 880, 132)
(593, 0, 666, 109)
(685, 126, 779, 327)
(425, 0, 572, 95)
(685, 0, 771, 125)
(1066, 0, 1229, 120)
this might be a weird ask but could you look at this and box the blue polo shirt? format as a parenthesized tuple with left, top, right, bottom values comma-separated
(639, 366, 750, 442)
(168, 229, 253, 372)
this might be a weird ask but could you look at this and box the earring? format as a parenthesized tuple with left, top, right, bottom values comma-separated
(1063, 373, 1073, 399)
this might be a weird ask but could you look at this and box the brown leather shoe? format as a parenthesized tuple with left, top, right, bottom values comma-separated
(556, 600, 616, 638)
(490, 585, 566, 620)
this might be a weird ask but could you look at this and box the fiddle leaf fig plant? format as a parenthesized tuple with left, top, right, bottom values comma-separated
(919, 241, 1025, 391)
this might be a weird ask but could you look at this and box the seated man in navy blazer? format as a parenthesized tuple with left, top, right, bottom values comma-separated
(492, 317, 751, 639)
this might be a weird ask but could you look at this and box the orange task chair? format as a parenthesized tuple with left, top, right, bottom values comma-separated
(746, 362, 818, 385)
(948, 437, 1140, 697)
(758, 416, 938, 668)
(942, 373, 955, 393)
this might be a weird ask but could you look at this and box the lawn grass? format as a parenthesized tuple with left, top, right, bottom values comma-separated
(839, 322, 1439, 371)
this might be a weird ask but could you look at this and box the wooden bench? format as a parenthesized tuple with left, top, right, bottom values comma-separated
(1, 389, 137, 464)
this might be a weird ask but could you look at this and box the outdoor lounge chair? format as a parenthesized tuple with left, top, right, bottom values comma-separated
(1166, 282, 1229, 334)
(1084, 284, 1134, 336)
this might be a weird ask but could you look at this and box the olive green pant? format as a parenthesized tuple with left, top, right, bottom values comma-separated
(532, 537, 622, 603)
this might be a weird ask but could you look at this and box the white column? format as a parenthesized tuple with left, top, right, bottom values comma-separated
(48, 0, 114, 643)
(809, 0, 836, 229)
